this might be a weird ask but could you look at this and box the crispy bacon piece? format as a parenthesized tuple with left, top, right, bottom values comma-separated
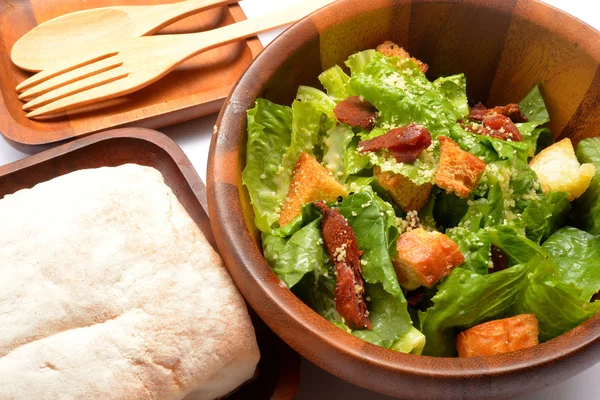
(314, 201, 371, 330)
(358, 123, 432, 164)
(460, 114, 523, 142)
(333, 96, 378, 130)
(468, 103, 528, 123)
(483, 114, 523, 142)
(405, 288, 426, 308)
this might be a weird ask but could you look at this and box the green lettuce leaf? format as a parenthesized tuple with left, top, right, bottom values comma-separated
(242, 99, 293, 232)
(262, 218, 327, 289)
(345, 49, 377, 75)
(296, 85, 336, 118)
(446, 227, 491, 275)
(432, 74, 469, 117)
(276, 100, 326, 196)
(420, 264, 528, 356)
(513, 256, 600, 342)
(349, 53, 461, 137)
(292, 269, 341, 323)
(543, 227, 600, 300)
(344, 137, 371, 177)
(487, 225, 546, 265)
(519, 84, 550, 124)
(322, 124, 355, 181)
(519, 191, 571, 243)
(319, 65, 354, 102)
(339, 190, 402, 297)
(517, 84, 551, 157)
(352, 283, 413, 348)
(433, 190, 469, 230)
(390, 326, 426, 355)
(574, 138, 600, 234)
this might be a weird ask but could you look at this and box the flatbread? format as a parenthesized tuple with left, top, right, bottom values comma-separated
(0, 164, 260, 400)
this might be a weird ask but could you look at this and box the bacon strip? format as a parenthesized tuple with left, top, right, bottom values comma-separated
(333, 96, 378, 130)
(358, 123, 432, 164)
(468, 103, 528, 123)
(483, 114, 523, 142)
(405, 288, 425, 308)
(460, 114, 523, 142)
(314, 201, 371, 330)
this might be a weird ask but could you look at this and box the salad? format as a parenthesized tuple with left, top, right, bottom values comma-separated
(242, 41, 600, 357)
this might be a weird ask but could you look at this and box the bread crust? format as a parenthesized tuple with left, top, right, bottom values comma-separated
(0, 164, 260, 400)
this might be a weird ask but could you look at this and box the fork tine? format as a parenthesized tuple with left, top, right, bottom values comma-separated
(26, 77, 134, 118)
(16, 51, 117, 93)
(23, 68, 128, 111)
(19, 57, 123, 101)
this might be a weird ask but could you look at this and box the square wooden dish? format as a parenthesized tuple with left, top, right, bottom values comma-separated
(0, 0, 262, 146)
(0, 127, 300, 399)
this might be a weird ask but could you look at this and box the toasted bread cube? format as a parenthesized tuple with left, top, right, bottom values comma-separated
(529, 138, 595, 201)
(279, 152, 348, 226)
(456, 314, 539, 358)
(376, 41, 429, 73)
(392, 228, 464, 290)
(435, 136, 487, 199)
(374, 166, 432, 212)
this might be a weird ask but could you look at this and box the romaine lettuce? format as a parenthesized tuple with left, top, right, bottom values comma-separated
(574, 138, 600, 234)
(419, 264, 528, 356)
(242, 99, 293, 232)
(319, 65, 354, 102)
(262, 219, 327, 288)
(543, 227, 600, 301)
(339, 190, 402, 297)
(276, 100, 326, 196)
(349, 53, 462, 137)
(352, 283, 413, 348)
(513, 255, 600, 342)
(345, 49, 377, 75)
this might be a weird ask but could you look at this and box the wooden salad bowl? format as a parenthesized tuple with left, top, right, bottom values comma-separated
(208, 0, 600, 398)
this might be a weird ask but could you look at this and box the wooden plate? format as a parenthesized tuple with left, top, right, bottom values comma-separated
(0, 127, 300, 400)
(0, 0, 262, 146)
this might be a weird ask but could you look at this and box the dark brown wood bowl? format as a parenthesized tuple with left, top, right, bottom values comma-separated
(0, 128, 301, 400)
(207, 0, 600, 398)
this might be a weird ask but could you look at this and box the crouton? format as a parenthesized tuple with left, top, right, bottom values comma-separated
(279, 152, 348, 226)
(376, 40, 429, 73)
(392, 228, 464, 290)
(435, 136, 487, 199)
(374, 166, 432, 212)
(456, 314, 539, 358)
(529, 138, 595, 201)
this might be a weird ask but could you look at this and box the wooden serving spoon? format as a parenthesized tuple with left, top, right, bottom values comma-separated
(18, 0, 334, 118)
(11, 0, 239, 72)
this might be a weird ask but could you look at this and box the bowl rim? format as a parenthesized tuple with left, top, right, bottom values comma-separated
(208, 0, 600, 385)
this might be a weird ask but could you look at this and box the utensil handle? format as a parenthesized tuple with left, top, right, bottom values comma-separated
(182, 0, 334, 58)
(143, 0, 240, 36)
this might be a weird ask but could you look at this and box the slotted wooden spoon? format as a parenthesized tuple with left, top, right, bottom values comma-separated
(18, 0, 333, 119)
(11, 0, 239, 72)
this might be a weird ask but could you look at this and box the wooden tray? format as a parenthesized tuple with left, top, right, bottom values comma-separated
(0, 127, 301, 400)
(0, 0, 263, 146)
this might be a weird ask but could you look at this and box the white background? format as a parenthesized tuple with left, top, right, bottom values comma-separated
(1, 0, 598, 398)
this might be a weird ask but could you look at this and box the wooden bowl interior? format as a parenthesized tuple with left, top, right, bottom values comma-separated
(209, 0, 600, 398)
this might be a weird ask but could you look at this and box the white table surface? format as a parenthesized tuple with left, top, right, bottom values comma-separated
(1, 0, 598, 398)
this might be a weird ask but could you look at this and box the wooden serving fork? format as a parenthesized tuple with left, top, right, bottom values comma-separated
(12, 0, 240, 72)
(17, 0, 333, 119)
